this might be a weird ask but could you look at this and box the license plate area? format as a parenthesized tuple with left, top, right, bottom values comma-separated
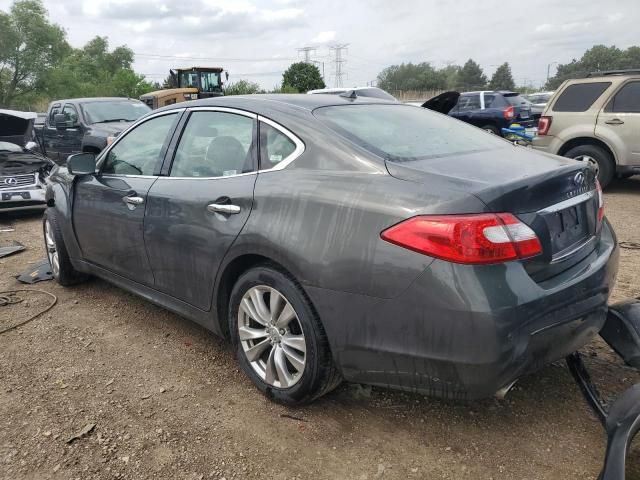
(2, 192, 31, 201)
(545, 203, 591, 255)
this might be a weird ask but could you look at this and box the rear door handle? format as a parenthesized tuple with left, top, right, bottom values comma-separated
(122, 195, 144, 209)
(605, 118, 624, 125)
(207, 203, 241, 215)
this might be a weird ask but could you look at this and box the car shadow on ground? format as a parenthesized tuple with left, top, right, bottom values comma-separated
(607, 176, 640, 193)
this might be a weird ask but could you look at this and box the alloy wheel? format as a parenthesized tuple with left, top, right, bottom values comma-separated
(44, 220, 60, 277)
(574, 155, 600, 175)
(238, 286, 307, 388)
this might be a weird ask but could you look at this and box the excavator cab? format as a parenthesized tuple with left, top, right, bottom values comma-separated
(140, 67, 227, 109)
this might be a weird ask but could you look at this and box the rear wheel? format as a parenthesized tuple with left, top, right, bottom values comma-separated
(481, 124, 500, 135)
(43, 210, 87, 286)
(228, 264, 341, 404)
(565, 144, 615, 188)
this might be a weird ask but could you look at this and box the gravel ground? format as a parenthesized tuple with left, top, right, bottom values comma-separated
(1, 177, 640, 480)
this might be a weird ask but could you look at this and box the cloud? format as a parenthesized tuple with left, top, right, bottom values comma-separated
(311, 31, 336, 44)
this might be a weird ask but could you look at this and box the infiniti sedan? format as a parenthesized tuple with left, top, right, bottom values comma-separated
(43, 94, 618, 405)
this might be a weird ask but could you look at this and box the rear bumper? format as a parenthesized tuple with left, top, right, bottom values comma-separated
(531, 134, 563, 155)
(308, 219, 619, 399)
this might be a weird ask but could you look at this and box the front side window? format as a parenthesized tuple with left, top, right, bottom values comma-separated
(62, 104, 79, 125)
(259, 122, 297, 170)
(48, 104, 61, 125)
(314, 104, 505, 162)
(102, 114, 177, 176)
(553, 82, 611, 112)
(457, 94, 481, 111)
(170, 111, 255, 178)
(607, 82, 640, 113)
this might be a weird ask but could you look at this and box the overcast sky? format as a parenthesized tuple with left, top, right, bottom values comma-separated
(2, 0, 639, 90)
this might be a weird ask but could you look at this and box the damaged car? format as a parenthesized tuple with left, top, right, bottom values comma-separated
(0, 110, 54, 212)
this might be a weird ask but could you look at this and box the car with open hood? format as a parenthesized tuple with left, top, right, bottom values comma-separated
(0, 109, 55, 212)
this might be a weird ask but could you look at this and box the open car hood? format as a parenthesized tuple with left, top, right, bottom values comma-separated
(421, 91, 460, 114)
(0, 144, 53, 175)
(0, 109, 38, 147)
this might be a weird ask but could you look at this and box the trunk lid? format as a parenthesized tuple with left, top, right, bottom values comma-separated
(386, 145, 600, 278)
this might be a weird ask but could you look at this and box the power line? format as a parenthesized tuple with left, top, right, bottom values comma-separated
(134, 52, 296, 62)
(330, 43, 349, 88)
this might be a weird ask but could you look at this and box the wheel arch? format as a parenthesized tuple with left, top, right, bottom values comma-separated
(558, 137, 618, 165)
(213, 252, 313, 339)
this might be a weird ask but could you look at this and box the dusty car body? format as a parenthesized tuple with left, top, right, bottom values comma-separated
(43, 94, 618, 405)
(0, 110, 54, 212)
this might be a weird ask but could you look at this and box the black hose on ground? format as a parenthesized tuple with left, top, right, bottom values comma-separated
(0, 289, 57, 335)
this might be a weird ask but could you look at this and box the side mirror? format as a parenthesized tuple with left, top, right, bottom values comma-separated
(67, 153, 96, 176)
(54, 113, 68, 130)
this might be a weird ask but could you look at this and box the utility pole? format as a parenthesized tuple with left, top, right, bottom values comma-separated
(297, 46, 316, 64)
(330, 43, 349, 88)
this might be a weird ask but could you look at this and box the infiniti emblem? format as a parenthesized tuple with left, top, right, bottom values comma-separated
(4, 177, 18, 186)
(573, 172, 585, 187)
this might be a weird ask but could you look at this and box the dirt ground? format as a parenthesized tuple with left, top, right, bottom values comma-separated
(1, 178, 640, 480)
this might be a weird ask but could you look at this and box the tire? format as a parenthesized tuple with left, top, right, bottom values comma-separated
(481, 124, 501, 135)
(43, 209, 87, 286)
(228, 264, 341, 405)
(565, 144, 615, 188)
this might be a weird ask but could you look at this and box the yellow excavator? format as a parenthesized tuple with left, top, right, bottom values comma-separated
(140, 67, 227, 109)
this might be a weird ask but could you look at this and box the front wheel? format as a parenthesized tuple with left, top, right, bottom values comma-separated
(228, 265, 341, 404)
(43, 210, 87, 286)
(565, 144, 615, 188)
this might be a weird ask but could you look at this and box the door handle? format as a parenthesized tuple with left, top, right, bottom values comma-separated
(207, 203, 241, 215)
(122, 195, 144, 206)
(605, 118, 624, 125)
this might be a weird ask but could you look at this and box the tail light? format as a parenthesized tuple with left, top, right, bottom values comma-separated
(503, 106, 515, 121)
(381, 213, 542, 265)
(538, 116, 552, 135)
(596, 180, 605, 227)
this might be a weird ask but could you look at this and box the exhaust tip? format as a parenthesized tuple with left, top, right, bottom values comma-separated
(495, 379, 519, 400)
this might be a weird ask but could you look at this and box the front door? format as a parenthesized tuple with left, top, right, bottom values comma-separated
(59, 103, 84, 158)
(596, 80, 640, 167)
(144, 109, 258, 310)
(73, 111, 181, 285)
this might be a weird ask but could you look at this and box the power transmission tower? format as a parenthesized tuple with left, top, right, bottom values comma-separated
(297, 46, 316, 64)
(330, 44, 349, 87)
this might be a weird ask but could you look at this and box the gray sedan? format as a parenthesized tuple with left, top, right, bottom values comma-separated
(44, 94, 618, 404)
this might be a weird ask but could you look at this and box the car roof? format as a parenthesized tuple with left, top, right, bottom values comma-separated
(155, 93, 398, 114)
(460, 90, 519, 95)
(50, 97, 143, 104)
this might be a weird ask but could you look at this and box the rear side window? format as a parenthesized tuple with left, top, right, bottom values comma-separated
(314, 104, 506, 162)
(606, 82, 640, 113)
(552, 82, 611, 112)
(457, 94, 481, 111)
(259, 122, 297, 170)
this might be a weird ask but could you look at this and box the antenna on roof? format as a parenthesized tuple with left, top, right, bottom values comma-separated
(339, 90, 357, 100)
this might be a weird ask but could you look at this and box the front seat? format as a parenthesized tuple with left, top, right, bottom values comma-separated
(205, 136, 247, 177)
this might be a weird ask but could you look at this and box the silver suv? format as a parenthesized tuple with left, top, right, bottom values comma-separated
(532, 70, 640, 187)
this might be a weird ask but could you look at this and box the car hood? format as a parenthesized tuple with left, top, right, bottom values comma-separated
(385, 144, 587, 213)
(421, 91, 460, 114)
(88, 122, 134, 136)
(0, 109, 37, 147)
(0, 149, 53, 175)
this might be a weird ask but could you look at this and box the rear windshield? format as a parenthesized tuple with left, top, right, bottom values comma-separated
(314, 104, 507, 162)
(552, 82, 611, 112)
(503, 94, 529, 106)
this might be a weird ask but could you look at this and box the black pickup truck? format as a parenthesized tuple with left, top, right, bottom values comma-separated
(36, 97, 151, 163)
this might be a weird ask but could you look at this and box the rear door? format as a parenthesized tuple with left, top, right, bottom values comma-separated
(595, 80, 640, 166)
(143, 108, 258, 310)
(73, 111, 182, 285)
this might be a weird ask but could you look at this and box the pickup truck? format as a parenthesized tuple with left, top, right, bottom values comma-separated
(36, 97, 151, 163)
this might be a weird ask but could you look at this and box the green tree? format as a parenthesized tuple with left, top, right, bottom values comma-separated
(457, 59, 487, 90)
(441, 65, 461, 90)
(271, 84, 299, 93)
(546, 45, 640, 89)
(489, 62, 515, 90)
(224, 79, 262, 96)
(377, 62, 446, 91)
(0, 0, 69, 107)
(281, 62, 324, 93)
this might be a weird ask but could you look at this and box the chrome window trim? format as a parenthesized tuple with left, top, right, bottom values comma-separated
(538, 190, 596, 214)
(185, 106, 258, 119)
(156, 172, 258, 181)
(257, 115, 305, 172)
(95, 109, 186, 174)
(100, 174, 159, 179)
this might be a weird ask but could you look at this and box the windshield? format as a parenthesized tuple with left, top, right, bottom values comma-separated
(314, 104, 507, 162)
(81, 101, 151, 124)
(200, 71, 221, 92)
